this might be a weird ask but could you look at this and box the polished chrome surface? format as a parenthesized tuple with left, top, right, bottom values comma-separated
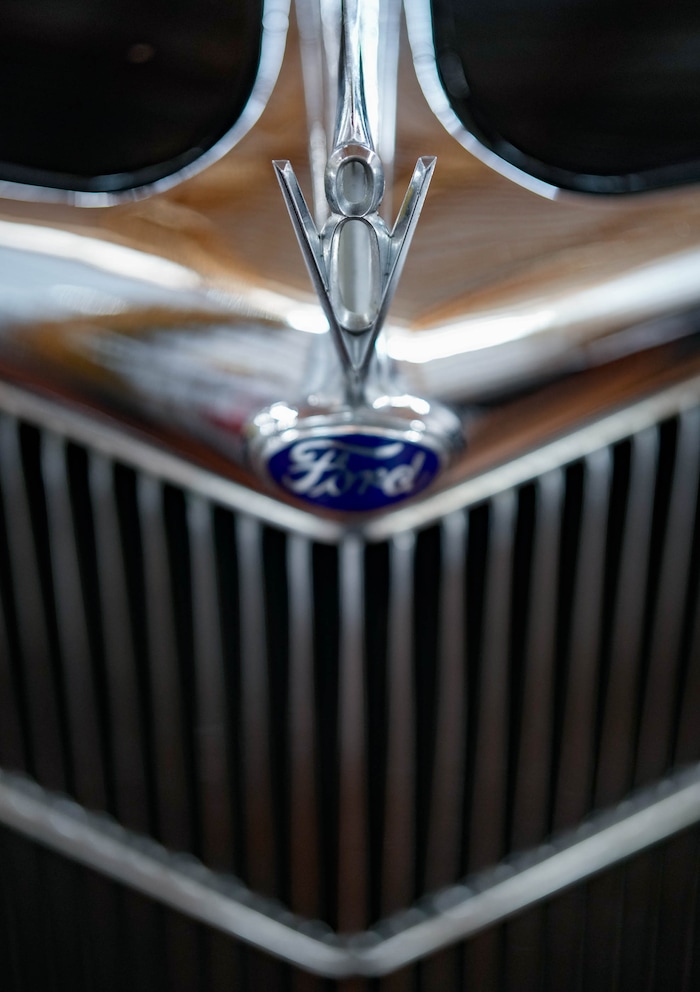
(2, 765, 700, 978)
(253, 0, 461, 507)
(0, 9, 699, 469)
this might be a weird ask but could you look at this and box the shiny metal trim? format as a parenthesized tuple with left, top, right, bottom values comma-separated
(336, 536, 368, 929)
(0, 416, 66, 791)
(41, 434, 107, 809)
(636, 408, 700, 784)
(3, 372, 700, 539)
(237, 514, 276, 893)
(188, 494, 235, 867)
(382, 532, 416, 914)
(88, 453, 150, 834)
(288, 533, 321, 918)
(0, 0, 290, 206)
(595, 427, 659, 808)
(553, 447, 612, 831)
(468, 489, 515, 872)
(425, 510, 467, 892)
(1, 765, 700, 977)
(511, 469, 563, 849)
(138, 474, 190, 851)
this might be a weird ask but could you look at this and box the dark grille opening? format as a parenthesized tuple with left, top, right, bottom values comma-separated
(1, 394, 700, 984)
(3, 819, 700, 991)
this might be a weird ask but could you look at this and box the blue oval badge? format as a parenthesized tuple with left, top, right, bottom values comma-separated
(267, 432, 441, 511)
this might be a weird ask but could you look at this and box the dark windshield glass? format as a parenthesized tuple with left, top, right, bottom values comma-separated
(431, 0, 700, 192)
(0, 0, 263, 193)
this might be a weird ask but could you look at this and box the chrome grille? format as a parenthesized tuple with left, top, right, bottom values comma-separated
(2, 379, 700, 987)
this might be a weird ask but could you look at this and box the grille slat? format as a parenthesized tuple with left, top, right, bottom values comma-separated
(425, 510, 467, 893)
(337, 537, 368, 931)
(42, 434, 107, 810)
(468, 488, 516, 873)
(382, 532, 416, 917)
(511, 469, 563, 851)
(636, 409, 700, 785)
(189, 494, 234, 868)
(595, 427, 659, 809)
(138, 474, 191, 851)
(288, 534, 320, 919)
(0, 416, 65, 791)
(0, 528, 24, 773)
(553, 447, 612, 831)
(237, 514, 275, 893)
(89, 454, 150, 833)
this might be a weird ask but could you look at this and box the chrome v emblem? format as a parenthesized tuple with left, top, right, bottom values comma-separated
(273, 153, 435, 399)
(249, 0, 461, 511)
(273, 0, 434, 402)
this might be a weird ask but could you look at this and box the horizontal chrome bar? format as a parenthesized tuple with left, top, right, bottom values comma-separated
(1, 763, 700, 977)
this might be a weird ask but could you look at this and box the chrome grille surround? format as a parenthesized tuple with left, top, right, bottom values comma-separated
(2, 372, 700, 986)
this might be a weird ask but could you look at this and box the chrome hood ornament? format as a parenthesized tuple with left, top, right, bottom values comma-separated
(250, 0, 461, 511)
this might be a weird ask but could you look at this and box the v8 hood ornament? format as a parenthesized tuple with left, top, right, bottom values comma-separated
(249, 0, 462, 511)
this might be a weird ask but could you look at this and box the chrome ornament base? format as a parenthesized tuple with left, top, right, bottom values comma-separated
(248, 0, 462, 510)
(250, 395, 461, 511)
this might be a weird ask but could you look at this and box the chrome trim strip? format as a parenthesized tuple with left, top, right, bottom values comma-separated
(42, 435, 107, 809)
(468, 489, 514, 872)
(188, 494, 235, 867)
(237, 515, 276, 893)
(637, 409, 700, 784)
(0, 0, 290, 206)
(425, 511, 467, 891)
(336, 537, 368, 929)
(138, 474, 191, 851)
(288, 534, 321, 918)
(552, 447, 612, 831)
(511, 469, 563, 849)
(382, 533, 416, 914)
(1, 765, 700, 977)
(595, 427, 658, 808)
(0, 416, 66, 791)
(88, 454, 150, 834)
(2, 372, 700, 540)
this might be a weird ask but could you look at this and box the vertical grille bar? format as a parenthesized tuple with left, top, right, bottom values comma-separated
(505, 470, 564, 992)
(42, 435, 106, 810)
(636, 409, 700, 785)
(0, 539, 24, 772)
(591, 429, 658, 991)
(426, 510, 468, 891)
(188, 494, 234, 868)
(554, 447, 612, 830)
(337, 536, 367, 931)
(595, 427, 658, 808)
(548, 447, 611, 992)
(382, 532, 416, 916)
(138, 474, 190, 851)
(468, 488, 516, 872)
(236, 514, 275, 893)
(288, 534, 320, 919)
(89, 454, 149, 833)
(423, 511, 468, 991)
(466, 489, 516, 992)
(0, 416, 65, 792)
(676, 557, 700, 766)
(511, 469, 563, 849)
